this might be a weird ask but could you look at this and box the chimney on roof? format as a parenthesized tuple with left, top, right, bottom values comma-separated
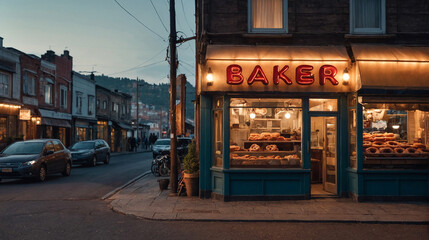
(0, 37, 3, 47)
(63, 50, 69, 57)
(42, 50, 56, 62)
(114, 89, 119, 92)
(90, 73, 95, 80)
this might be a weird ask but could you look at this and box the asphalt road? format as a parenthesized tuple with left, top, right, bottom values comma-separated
(0, 152, 428, 240)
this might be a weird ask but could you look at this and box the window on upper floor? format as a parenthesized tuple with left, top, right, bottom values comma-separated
(60, 85, 67, 109)
(88, 95, 95, 115)
(23, 72, 36, 96)
(113, 103, 118, 112)
(350, 0, 385, 34)
(44, 78, 54, 104)
(96, 99, 100, 109)
(103, 100, 107, 110)
(249, 0, 288, 33)
(76, 91, 83, 114)
(0, 72, 11, 97)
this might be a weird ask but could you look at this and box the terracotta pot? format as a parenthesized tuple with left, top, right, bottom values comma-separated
(183, 172, 199, 197)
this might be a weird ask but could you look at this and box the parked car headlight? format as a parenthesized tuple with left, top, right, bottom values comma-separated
(22, 160, 36, 166)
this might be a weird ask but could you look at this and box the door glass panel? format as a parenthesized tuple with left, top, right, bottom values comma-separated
(311, 116, 337, 195)
(214, 110, 223, 167)
(309, 99, 338, 111)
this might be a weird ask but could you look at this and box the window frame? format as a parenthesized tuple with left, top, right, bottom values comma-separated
(248, 0, 288, 33)
(350, 0, 386, 35)
(0, 71, 11, 97)
(88, 95, 95, 115)
(44, 81, 53, 104)
(76, 91, 83, 114)
(60, 85, 68, 109)
(23, 71, 36, 96)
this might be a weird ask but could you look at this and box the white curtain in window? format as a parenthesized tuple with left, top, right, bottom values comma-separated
(354, 0, 381, 29)
(252, 0, 283, 29)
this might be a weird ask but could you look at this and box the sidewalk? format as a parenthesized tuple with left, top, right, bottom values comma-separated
(107, 174, 429, 223)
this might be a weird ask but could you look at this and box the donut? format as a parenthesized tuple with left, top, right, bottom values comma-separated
(270, 132, 280, 138)
(372, 141, 385, 147)
(412, 143, 426, 150)
(380, 147, 394, 154)
(373, 137, 385, 141)
(249, 144, 260, 151)
(261, 132, 271, 140)
(230, 145, 241, 151)
(276, 136, 286, 141)
(393, 147, 405, 154)
(404, 147, 417, 154)
(363, 141, 372, 148)
(365, 147, 379, 154)
(265, 144, 279, 151)
(373, 134, 384, 138)
(384, 133, 394, 137)
(248, 136, 258, 141)
(386, 141, 400, 147)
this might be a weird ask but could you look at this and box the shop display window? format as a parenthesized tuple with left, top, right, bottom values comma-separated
(0, 117, 6, 141)
(362, 103, 429, 169)
(229, 98, 302, 168)
(213, 96, 223, 167)
(348, 94, 357, 168)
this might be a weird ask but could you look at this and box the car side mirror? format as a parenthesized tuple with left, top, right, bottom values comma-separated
(45, 150, 54, 156)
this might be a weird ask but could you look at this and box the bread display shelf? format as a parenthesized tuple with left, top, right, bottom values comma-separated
(231, 150, 296, 154)
(244, 140, 301, 143)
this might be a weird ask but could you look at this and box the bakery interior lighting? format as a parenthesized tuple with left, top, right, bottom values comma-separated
(250, 109, 256, 119)
(206, 67, 213, 85)
(392, 125, 400, 129)
(285, 112, 291, 119)
(342, 68, 350, 85)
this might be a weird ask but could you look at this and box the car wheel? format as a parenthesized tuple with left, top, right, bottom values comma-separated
(90, 156, 97, 167)
(103, 154, 110, 165)
(62, 161, 71, 176)
(38, 165, 47, 182)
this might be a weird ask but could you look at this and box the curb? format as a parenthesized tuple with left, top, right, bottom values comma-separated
(110, 150, 151, 158)
(102, 170, 152, 200)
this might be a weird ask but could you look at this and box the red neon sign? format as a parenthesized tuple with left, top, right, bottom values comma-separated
(226, 64, 339, 86)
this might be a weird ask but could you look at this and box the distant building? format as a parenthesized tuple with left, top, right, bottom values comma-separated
(72, 71, 96, 144)
(0, 37, 22, 150)
(95, 85, 132, 152)
(39, 50, 73, 146)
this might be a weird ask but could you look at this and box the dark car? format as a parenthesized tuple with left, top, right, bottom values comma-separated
(152, 137, 192, 160)
(70, 140, 110, 167)
(0, 139, 72, 182)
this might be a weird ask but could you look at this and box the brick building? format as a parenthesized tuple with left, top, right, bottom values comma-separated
(39, 50, 73, 147)
(196, 0, 429, 200)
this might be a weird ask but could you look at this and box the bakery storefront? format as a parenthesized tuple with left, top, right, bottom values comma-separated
(198, 45, 429, 201)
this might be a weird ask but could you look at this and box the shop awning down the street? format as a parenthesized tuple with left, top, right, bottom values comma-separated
(114, 122, 133, 131)
(353, 44, 429, 90)
(41, 118, 71, 128)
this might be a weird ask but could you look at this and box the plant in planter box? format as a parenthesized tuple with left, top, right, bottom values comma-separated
(182, 139, 199, 196)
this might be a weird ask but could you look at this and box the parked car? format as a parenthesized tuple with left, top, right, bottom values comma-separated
(152, 137, 192, 160)
(0, 139, 72, 182)
(69, 140, 110, 167)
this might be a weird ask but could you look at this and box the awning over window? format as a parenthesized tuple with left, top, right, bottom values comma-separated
(114, 121, 133, 131)
(353, 44, 429, 90)
(41, 118, 71, 128)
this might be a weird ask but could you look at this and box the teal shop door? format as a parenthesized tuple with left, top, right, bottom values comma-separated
(310, 116, 337, 195)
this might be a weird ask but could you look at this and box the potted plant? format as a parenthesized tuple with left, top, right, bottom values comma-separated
(182, 139, 199, 197)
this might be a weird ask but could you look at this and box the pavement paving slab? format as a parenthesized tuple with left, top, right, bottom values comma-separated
(108, 174, 429, 223)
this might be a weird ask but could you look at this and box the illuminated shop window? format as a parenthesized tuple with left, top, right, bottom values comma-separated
(362, 103, 429, 169)
(309, 99, 338, 112)
(229, 98, 302, 168)
(249, 0, 288, 33)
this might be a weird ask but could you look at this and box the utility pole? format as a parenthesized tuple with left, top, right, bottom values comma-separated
(169, 0, 178, 193)
(136, 77, 139, 142)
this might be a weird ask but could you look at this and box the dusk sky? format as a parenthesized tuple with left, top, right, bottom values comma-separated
(0, 0, 196, 85)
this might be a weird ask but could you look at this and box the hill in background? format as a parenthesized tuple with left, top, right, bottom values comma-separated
(93, 74, 195, 120)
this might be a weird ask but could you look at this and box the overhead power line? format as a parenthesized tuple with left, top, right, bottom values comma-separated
(149, 0, 168, 33)
(180, 0, 195, 35)
(108, 60, 165, 76)
(114, 0, 166, 41)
